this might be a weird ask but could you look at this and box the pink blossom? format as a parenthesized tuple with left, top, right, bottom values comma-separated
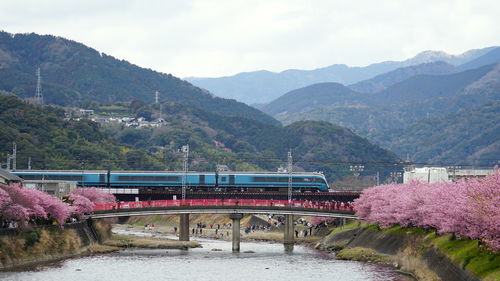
(70, 187, 116, 204)
(354, 172, 500, 252)
(68, 193, 94, 218)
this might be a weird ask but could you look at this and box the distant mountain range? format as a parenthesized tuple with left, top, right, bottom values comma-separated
(261, 60, 500, 166)
(0, 31, 400, 180)
(0, 31, 279, 126)
(186, 47, 497, 104)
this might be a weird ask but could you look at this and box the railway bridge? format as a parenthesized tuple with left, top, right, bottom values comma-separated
(90, 199, 357, 251)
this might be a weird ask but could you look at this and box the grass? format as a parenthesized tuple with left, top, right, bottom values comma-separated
(430, 234, 500, 281)
(336, 247, 392, 264)
(365, 224, 499, 281)
(328, 220, 365, 235)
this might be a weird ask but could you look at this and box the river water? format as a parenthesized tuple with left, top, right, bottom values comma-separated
(0, 229, 404, 281)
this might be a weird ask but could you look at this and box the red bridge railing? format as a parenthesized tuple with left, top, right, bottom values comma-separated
(94, 199, 354, 212)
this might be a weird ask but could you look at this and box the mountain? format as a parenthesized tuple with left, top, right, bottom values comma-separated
(349, 61, 458, 93)
(104, 100, 399, 180)
(368, 63, 496, 106)
(374, 101, 500, 165)
(0, 31, 279, 126)
(0, 95, 164, 170)
(265, 63, 500, 166)
(0, 95, 399, 181)
(186, 47, 496, 104)
(459, 47, 500, 70)
(262, 83, 363, 116)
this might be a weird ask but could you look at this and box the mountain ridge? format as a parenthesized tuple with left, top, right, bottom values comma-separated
(186, 47, 497, 104)
(0, 31, 280, 126)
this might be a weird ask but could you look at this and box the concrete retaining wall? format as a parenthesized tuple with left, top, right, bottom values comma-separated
(318, 228, 483, 281)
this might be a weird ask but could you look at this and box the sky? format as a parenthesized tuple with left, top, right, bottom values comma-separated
(1, 0, 499, 78)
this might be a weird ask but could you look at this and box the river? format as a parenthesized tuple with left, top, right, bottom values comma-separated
(0, 229, 405, 281)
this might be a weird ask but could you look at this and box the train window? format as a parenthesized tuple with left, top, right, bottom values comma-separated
(221, 176, 227, 182)
(19, 174, 83, 181)
(292, 177, 315, 183)
(117, 176, 181, 181)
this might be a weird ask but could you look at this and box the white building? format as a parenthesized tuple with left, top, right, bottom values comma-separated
(403, 167, 449, 183)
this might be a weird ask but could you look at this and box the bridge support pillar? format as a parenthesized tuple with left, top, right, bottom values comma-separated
(230, 213, 243, 252)
(179, 213, 190, 241)
(284, 214, 294, 251)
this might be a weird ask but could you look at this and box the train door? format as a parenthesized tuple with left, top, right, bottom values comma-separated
(99, 174, 105, 186)
(229, 175, 235, 187)
(199, 175, 205, 191)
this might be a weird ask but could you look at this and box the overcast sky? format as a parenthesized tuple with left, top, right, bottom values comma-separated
(1, 0, 499, 77)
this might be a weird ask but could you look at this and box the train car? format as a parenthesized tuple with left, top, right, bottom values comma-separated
(12, 170, 329, 192)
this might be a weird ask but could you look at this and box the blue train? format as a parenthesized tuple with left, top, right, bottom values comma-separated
(12, 170, 329, 192)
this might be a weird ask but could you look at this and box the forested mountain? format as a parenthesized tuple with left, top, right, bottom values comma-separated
(0, 31, 279, 126)
(0, 95, 399, 181)
(102, 99, 399, 180)
(372, 101, 500, 165)
(0, 95, 163, 170)
(262, 83, 362, 116)
(265, 63, 500, 166)
(349, 61, 458, 94)
(186, 47, 496, 104)
(459, 47, 500, 70)
(368, 63, 496, 106)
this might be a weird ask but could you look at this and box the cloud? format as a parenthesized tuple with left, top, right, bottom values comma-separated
(0, 0, 499, 77)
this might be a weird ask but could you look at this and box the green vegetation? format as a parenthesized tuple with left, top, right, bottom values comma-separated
(0, 96, 163, 170)
(0, 31, 279, 126)
(0, 94, 396, 179)
(375, 225, 500, 280)
(336, 247, 393, 264)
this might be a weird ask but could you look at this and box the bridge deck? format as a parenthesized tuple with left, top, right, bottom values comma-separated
(91, 199, 357, 219)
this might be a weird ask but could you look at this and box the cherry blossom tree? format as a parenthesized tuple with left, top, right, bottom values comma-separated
(68, 193, 94, 218)
(0, 184, 70, 226)
(70, 187, 116, 204)
(354, 171, 499, 252)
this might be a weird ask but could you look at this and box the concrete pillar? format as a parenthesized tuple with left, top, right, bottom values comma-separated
(179, 213, 190, 241)
(284, 214, 294, 251)
(230, 213, 243, 252)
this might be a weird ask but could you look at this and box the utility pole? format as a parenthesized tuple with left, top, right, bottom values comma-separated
(181, 144, 189, 200)
(35, 67, 43, 105)
(155, 91, 159, 104)
(287, 150, 293, 203)
(12, 142, 17, 171)
(28, 157, 32, 170)
(6, 154, 11, 170)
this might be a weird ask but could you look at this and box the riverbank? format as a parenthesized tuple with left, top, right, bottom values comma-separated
(316, 222, 499, 281)
(0, 220, 112, 270)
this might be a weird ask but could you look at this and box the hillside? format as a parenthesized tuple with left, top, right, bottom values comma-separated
(372, 101, 500, 165)
(268, 64, 500, 166)
(0, 31, 279, 126)
(459, 47, 500, 70)
(349, 61, 458, 93)
(0, 94, 399, 181)
(186, 47, 496, 104)
(262, 82, 363, 116)
(0, 95, 163, 170)
(102, 101, 400, 180)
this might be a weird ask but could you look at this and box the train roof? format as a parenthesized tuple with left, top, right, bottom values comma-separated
(13, 170, 326, 177)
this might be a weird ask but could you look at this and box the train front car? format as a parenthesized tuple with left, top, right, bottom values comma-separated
(219, 172, 328, 193)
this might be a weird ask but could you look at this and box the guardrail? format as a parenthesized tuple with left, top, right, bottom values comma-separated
(94, 199, 354, 212)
